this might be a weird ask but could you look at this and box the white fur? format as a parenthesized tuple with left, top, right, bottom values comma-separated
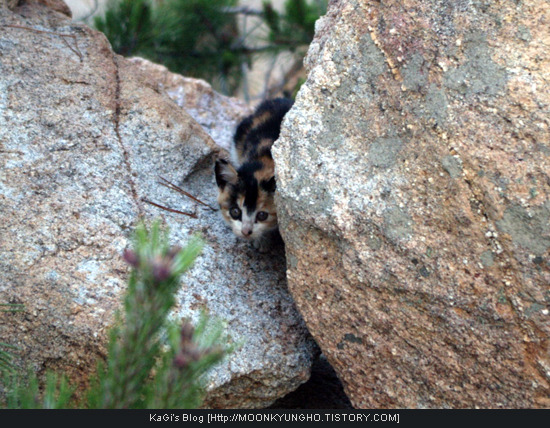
(229, 144, 241, 169)
(226, 200, 277, 246)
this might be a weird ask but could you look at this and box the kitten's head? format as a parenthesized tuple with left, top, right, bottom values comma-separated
(215, 158, 278, 240)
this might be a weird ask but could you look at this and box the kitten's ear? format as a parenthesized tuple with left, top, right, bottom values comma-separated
(260, 176, 276, 193)
(215, 159, 238, 189)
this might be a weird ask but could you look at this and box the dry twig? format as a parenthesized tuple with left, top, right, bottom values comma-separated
(142, 198, 198, 219)
(159, 177, 217, 211)
(142, 176, 217, 219)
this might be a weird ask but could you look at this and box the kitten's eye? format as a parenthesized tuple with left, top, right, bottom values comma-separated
(256, 211, 268, 222)
(230, 207, 241, 220)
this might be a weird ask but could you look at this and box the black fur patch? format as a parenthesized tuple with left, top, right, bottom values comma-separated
(238, 162, 262, 214)
(234, 98, 294, 160)
(215, 159, 229, 189)
(260, 176, 276, 193)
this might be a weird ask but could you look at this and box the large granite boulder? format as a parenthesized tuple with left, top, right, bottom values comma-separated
(273, 0, 550, 408)
(128, 57, 251, 154)
(0, 1, 315, 408)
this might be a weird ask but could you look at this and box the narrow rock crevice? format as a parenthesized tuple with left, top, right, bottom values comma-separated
(111, 54, 144, 218)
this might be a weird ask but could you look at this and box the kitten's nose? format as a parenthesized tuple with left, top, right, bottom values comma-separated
(242, 227, 253, 237)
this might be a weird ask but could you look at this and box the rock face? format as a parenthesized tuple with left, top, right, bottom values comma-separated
(0, 1, 315, 408)
(2, 0, 72, 15)
(273, 0, 550, 408)
(0, 0, 18, 10)
(128, 57, 251, 153)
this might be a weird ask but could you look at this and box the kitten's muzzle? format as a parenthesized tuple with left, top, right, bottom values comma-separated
(241, 227, 253, 237)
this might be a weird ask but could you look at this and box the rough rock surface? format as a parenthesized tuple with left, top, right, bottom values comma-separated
(273, 0, 550, 408)
(128, 57, 251, 153)
(2, 0, 72, 15)
(0, 0, 17, 10)
(0, 2, 315, 408)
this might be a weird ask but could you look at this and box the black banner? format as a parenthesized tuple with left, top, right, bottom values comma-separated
(0, 409, 547, 427)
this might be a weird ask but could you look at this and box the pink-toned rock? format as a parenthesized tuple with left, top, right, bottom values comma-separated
(2, 0, 72, 16)
(273, 0, 550, 408)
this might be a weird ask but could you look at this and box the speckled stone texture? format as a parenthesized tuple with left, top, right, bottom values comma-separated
(273, 0, 550, 408)
(128, 57, 251, 153)
(0, 2, 315, 408)
(3, 0, 72, 16)
(0, 0, 18, 10)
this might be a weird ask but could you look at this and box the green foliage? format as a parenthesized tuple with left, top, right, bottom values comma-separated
(0, 304, 24, 374)
(0, 343, 16, 374)
(291, 76, 307, 99)
(3, 371, 74, 409)
(94, 0, 154, 57)
(95, 0, 243, 94)
(142, 314, 228, 409)
(93, 0, 327, 96)
(1, 221, 231, 409)
(263, 1, 281, 36)
(0, 304, 24, 313)
(153, 0, 242, 95)
(264, 0, 327, 49)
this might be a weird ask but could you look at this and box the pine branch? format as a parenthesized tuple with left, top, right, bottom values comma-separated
(2, 221, 231, 409)
(92, 0, 326, 96)
(221, 6, 264, 16)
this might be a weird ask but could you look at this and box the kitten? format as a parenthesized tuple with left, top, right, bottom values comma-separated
(215, 98, 293, 252)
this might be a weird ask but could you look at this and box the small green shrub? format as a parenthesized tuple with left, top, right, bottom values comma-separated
(1, 221, 231, 409)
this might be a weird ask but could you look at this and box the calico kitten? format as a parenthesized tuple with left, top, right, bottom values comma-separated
(215, 98, 293, 251)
